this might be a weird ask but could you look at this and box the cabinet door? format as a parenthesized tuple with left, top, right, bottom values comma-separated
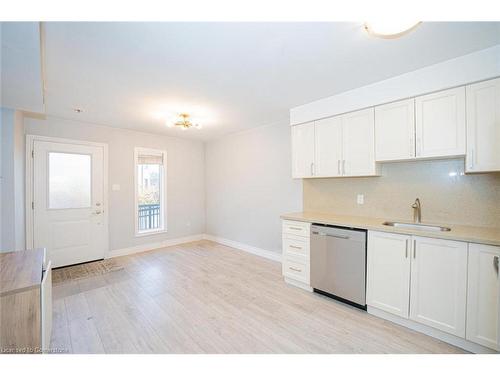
(409, 236, 467, 337)
(466, 243, 499, 350)
(415, 87, 466, 158)
(367, 231, 411, 318)
(291, 122, 315, 178)
(375, 99, 415, 161)
(342, 108, 377, 176)
(314, 116, 343, 177)
(466, 78, 500, 173)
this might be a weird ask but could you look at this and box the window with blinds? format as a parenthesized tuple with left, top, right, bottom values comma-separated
(134, 148, 167, 235)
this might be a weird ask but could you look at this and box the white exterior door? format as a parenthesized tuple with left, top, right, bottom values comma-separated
(314, 117, 343, 177)
(33, 140, 107, 268)
(415, 86, 466, 158)
(409, 236, 467, 337)
(342, 108, 376, 176)
(367, 231, 411, 318)
(466, 243, 500, 350)
(466, 77, 500, 173)
(375, 98, 415, 161)
(291, 122, 315, 178)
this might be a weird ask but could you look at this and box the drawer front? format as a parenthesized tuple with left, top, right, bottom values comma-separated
(282, 220, 311, 237)
(283, 236, 309, 259)
(283, 257, 309, 284)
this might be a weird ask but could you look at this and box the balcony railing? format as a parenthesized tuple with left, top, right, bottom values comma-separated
(138, 203, 160, 231)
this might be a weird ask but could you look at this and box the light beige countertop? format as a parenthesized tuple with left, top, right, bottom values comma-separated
(281, 211, 500, 247)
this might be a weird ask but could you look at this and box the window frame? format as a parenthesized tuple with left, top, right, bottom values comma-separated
(134, 147, 167, 237)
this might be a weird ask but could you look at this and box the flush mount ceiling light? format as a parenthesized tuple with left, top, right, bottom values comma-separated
(167, 113, 201, 130)
(364, 21, 422, 39)
(73, 107, 84, 113)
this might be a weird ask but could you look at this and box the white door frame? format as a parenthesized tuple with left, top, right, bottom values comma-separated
(25, 135, 109, 258)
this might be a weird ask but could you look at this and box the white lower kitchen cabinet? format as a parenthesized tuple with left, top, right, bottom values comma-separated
(366, 231, 497, 352)
(282, 220, 311, 291)
(466, 243, 500, 350)
(409, 236, 468, 338)
(366, 231, 411, 318)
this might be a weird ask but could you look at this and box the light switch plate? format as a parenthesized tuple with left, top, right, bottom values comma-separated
(357, 194, 364, 205)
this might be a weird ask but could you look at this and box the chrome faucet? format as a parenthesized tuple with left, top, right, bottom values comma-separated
(411, 198, 422, 223)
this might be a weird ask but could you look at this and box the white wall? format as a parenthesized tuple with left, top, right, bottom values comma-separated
(1, 107, 25, 252)
(25, 116, 206, 253)
(205, 121, 302, 255)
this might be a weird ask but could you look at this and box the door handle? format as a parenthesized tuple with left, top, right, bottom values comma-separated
(342, 160, 346, 175)
(337, 160, 341, 175)
(289, 267, 302, 272)
(413, 239, 416, 259)
(405, 239, 409, 258)
(289, 245, 302, 250)
(494, 256, 499, 274)
(310, 162, 314, 176)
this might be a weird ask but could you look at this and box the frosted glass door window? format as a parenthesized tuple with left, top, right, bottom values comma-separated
(49, 152, 91, 209)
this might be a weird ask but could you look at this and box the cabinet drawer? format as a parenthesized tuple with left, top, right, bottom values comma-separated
(282, 220, 311, 237)
(283, 236, 309, 259)
(282, 257, 309, 284)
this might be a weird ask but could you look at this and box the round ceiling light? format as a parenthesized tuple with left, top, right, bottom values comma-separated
(364, 21, 422, 39)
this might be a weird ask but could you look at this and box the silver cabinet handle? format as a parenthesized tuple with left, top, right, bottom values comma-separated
(413, 239, 416, 259)
(310, 162, 314, 176)
(289, 245, 302, 250)
(494, 256, 499, 274)
(289, 227, 302, 231)
(93, 210, 102, 215)
(469, 149, 475, 170)
(405, 239, 409, 258)
(337, 160, 341, 175)
(342, 160, 346, 175)
(289, 267, 302, 272)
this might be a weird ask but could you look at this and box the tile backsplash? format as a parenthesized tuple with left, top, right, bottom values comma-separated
(303, 158, 500, 228)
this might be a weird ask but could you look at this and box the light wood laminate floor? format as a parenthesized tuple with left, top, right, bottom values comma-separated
(50, 240, 465, 354)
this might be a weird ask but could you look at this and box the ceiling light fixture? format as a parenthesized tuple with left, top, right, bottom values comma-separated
(167, 113, 201, 130)
(364, 21, 422, 39)
(73, 108, 83, 113)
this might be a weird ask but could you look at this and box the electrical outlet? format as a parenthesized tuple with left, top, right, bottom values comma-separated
(357, 194, 364, 205)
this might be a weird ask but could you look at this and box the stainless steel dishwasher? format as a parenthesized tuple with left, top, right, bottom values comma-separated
(310, 224, 367, 309)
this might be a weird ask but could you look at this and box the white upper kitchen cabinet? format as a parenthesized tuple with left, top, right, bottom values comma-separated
(291, 121, 315, 178)
(314, 117, 343, 177)
(415, 86, 466, 158)
(466, 78, 500, 173)
(342, 108, 377, 176)
(367, 231, 411, 318)
(409, 236, 468, 338)
(375, 99, 415, 161)
(466, 243, 500, 351)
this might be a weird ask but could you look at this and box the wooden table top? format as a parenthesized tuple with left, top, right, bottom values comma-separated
(0, 248, 44, 296)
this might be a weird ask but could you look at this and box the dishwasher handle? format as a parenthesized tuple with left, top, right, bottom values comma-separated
(312, 231, 350, 240)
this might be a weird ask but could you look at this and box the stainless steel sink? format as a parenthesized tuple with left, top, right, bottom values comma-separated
(382, 221, 451, 232)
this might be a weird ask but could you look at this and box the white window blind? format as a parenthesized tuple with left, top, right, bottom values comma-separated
(137, 154, 163, 165)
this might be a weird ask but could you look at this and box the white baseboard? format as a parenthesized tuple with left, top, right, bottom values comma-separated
(106, 234, 205, 258)
(367, 306, 497, 354)
(203, 234, 282, 263)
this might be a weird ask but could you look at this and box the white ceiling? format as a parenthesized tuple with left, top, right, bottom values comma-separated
(7, 22, 500, 141)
